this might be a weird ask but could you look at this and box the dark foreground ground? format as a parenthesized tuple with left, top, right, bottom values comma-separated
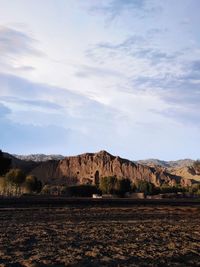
(0, 201, 200, 266)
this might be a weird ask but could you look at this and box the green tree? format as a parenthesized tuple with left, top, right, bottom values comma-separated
(160, 184, 183, 194)
(5, 169, 26, 195)
(186, 184, 200, 195)
(0, 176, 8, 195)
(135, 180, 155, 195)
(115, 178, 132, 196)
(99, 177, 132, 196)
(99, 176, 117, 194)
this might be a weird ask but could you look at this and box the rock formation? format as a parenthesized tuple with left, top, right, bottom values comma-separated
(28, 150, 190, 187)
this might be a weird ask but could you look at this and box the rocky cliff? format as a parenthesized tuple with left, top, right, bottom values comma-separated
(28, 150, 190, 187)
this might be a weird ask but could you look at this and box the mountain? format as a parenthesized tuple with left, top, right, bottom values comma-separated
(11, 153, 194, 169)
(13, 154, 64, 162)
(3, 150, 197, 187)
(137, 159, 194, 169)
(25, 150, 191, 187)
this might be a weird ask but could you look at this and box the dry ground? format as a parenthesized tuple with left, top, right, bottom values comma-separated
(0, 205, 199, 266)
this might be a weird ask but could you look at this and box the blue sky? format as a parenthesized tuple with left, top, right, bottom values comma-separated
(0, 0, 200, 160)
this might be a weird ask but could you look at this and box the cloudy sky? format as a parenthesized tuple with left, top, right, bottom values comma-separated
(0, 0, 200, 160)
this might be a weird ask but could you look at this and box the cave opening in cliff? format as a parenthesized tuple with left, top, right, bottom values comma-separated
(94, 170, 99, 186)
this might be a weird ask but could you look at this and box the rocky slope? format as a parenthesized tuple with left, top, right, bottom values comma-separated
(137, 159, 194, 168)
(170, 166, 200, 183)
(26, 150, 191, 187)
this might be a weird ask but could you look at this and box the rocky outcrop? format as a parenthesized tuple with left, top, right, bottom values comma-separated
(28, 150, 190, 187)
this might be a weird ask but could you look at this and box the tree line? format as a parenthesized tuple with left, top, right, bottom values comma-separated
(0, 150, 42, 196)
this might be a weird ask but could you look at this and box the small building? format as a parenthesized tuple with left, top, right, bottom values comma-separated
(92, 194, 102, 198)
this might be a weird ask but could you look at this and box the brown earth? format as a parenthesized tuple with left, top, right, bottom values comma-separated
(0, 205, 199, 267)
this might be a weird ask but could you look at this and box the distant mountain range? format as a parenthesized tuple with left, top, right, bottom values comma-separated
(13, 154, 65, 162)
(13, 153, 195, 168)
(136, 159, 194, 169)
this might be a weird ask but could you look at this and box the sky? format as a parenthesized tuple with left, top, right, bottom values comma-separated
(0, 0, 200, 160)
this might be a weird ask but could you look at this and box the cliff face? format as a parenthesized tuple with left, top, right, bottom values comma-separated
(29, 151, 190, 186)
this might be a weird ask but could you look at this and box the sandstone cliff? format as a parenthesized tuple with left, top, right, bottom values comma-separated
(28, 150, 190, 187)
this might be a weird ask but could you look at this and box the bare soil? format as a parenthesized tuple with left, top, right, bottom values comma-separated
(0, 205, 199, 266)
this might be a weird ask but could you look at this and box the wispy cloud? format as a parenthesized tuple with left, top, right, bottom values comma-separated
(0, 96, 63, 112)
(0, 25, 40, 56)
(0, 72, 118, 129)
(89, 0, 160, 20)
(87, 32, 180, 64)
(0, 25, 42, 73)
(74, 64, 124, 78)
(85, 27, 200, 127)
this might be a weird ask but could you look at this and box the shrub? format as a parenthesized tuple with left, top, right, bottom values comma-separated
(99, 176, 117, 194)
(135, 180, 156, 195)
(160, 184, 184, 194)
(99, 176, 132, 196)
(114, 178, 132, 196)
(24, 175, 42, 193)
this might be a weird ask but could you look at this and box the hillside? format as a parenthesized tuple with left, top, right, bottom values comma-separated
(170, 166, 200, 183)
(137, 159, 194, 168)
(22, 150, 189, 187)
(3, 152, 39, 173)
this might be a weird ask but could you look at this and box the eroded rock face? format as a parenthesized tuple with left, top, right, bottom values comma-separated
(29, 150, 188, 186)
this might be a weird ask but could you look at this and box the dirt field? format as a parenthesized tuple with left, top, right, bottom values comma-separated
(0, 205, 200, 266)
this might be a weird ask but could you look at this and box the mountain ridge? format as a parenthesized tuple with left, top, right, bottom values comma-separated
(136, 159, 194, 168)
(12, 152, 195, 168)
(13, 154, 65, 162)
